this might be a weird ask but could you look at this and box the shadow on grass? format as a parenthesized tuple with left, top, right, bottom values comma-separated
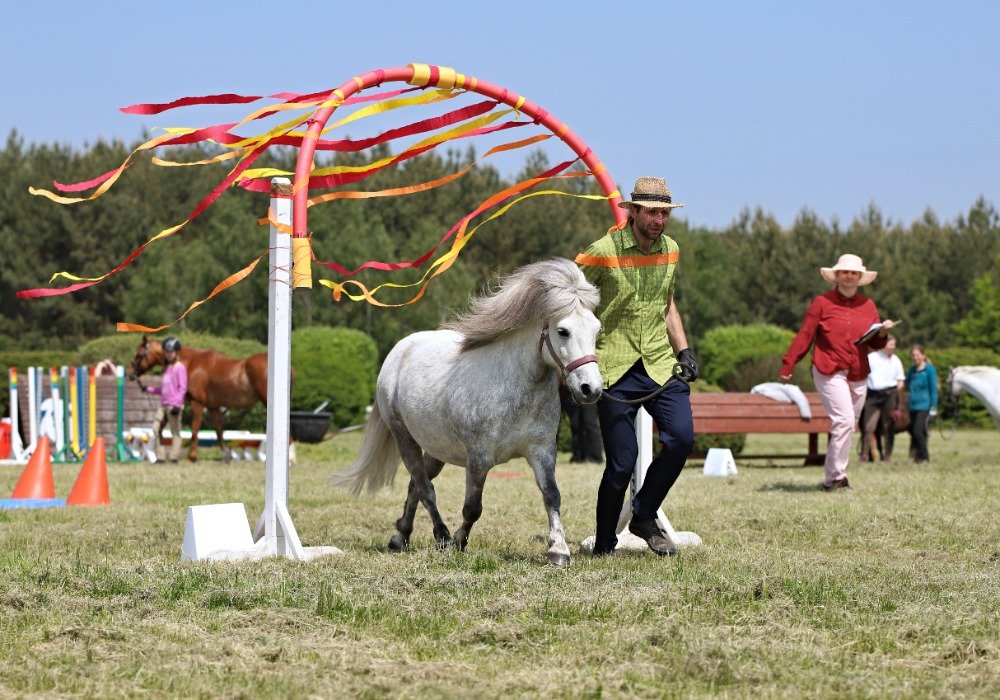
(758, 481, 822, 493)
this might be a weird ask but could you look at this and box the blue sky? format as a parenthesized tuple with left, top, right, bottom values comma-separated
(3, 1, 998, 230)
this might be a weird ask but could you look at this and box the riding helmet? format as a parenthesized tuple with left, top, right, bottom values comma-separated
(163, 337, 182, 353)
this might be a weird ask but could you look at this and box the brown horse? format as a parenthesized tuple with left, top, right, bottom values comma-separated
(126, 336, 275, 462)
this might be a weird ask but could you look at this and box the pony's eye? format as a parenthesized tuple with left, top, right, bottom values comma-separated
(557, 327, 570, 338)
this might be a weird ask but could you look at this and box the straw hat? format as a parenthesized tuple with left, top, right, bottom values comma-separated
(820, 253, 878, 286)
(618, 176, 685, 210)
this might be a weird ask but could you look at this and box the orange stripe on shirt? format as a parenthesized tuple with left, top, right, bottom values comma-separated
(575, 251, 680, 268)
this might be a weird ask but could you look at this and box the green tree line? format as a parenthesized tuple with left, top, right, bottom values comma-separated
(2, 131, 997, 358)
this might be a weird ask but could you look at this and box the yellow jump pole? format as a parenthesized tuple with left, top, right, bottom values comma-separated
(88, 366, 97, 448)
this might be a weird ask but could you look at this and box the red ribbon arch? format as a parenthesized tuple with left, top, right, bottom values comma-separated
(292, 63, 627, 238)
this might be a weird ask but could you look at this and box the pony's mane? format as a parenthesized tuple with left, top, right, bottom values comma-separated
(445, 258, 599, 351)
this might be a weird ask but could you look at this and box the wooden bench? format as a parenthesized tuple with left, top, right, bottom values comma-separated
(690, 392, 832, 465)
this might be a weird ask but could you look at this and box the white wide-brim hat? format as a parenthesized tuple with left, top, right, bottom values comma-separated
(820, 253, 878, 285)
(617, 176, 685, 210)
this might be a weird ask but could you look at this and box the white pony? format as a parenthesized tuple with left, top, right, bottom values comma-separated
(946, 366, 1000, 428)
(336, 258, 603, 566)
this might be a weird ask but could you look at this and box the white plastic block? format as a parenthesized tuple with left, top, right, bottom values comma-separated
(181, 503, 255, 561)
(703, 448, 738, 477)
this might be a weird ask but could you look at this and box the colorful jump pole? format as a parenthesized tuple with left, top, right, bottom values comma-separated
(8, 368, 25, 461)
(68, 366, 80, 458)
(114, 365, 133, 461)
(183, 178, 342, 561)
(87, 366, 97, 450)
(56, 366, 76, 462)
(49, 367, 64, 455)
(26, 367, 39, 455)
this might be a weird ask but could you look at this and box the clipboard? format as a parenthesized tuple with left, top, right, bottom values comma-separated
(855, 319, 901, 346)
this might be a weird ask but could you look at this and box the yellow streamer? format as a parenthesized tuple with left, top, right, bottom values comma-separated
(304, 134, 552, 207)
(317, 189, 610, 306)
(29, 129, 193, 204)
(243, 106, 517, 185)
(152, 150, 244, 167)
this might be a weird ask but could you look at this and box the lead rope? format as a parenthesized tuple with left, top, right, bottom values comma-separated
(599, 363, 689, 406)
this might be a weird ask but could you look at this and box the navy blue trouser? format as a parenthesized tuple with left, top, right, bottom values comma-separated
(594, 360, 694, 553)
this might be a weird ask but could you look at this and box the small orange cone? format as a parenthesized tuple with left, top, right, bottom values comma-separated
(66, 437, 110, 506)
(11, 436, 55, 499)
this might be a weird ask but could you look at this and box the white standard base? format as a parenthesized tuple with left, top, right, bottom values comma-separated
(181, 502, 343, 562)
(181, 503, 256, 561)
(703, 447, 738, 477)
(579, 529, 703, 553)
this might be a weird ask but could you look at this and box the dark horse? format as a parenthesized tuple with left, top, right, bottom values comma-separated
(126, 336, 274, 462)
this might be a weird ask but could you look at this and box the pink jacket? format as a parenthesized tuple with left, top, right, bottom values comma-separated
(148, 361, 188, 409)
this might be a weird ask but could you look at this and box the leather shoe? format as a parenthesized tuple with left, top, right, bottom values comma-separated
(820, 477, 851, 491)
(628, 518, 677, 556)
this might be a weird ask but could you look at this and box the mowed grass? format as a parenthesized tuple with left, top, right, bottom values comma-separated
(0, 429, 997, 697)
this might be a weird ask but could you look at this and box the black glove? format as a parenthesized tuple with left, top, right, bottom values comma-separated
(675, 348, 700, 383)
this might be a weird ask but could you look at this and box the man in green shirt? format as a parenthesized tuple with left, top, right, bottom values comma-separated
(576, 176, 699, 556)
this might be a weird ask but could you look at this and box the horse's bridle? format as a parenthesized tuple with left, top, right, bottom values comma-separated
(128, 342, 149, 379)
(127, 340, 151, 388)
(539, 323, 597, 380)
(538, 323, 687, 405)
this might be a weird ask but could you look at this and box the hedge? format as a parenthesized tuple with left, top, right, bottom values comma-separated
(291, 326, 378, 428)
(698, 324, 809, 391)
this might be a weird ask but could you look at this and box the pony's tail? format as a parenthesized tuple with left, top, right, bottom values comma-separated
(333, 402, 400, 496)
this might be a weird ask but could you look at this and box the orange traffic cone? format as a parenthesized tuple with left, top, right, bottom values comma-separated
(11, 436, 55, 499)
(66, 437, 110, 506)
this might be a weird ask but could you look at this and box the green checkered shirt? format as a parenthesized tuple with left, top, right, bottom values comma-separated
(576, 225, 680, 388)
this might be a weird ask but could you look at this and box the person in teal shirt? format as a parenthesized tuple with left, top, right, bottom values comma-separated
(904, 345, 938, 463)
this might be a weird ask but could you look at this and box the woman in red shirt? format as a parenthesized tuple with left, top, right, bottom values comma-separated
(780, 254, 895, 490)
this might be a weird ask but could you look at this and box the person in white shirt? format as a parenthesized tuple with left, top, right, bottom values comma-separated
(859, 335, 905, 461)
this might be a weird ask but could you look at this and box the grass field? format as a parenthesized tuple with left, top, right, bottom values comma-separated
(1, 429, 997, 698)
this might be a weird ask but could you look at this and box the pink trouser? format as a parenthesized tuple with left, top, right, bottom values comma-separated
(812, 367, 867, 485)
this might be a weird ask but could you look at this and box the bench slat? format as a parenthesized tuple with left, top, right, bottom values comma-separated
(692, 406, 823, 419)
(695, 418, 831, 433)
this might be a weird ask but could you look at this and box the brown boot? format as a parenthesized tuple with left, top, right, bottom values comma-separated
(628, 518, 677, 556)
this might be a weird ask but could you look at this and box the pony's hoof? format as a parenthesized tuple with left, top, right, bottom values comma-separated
(547, 551, 571, 567)
(435, 536, 454, 551)
(387, 534, 408, 552)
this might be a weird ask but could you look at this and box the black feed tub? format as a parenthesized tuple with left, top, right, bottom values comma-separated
(289, 411, 332, 443)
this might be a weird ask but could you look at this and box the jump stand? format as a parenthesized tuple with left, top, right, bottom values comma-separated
(181, 179, 341, 561)
(703, 447, 738, 477)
